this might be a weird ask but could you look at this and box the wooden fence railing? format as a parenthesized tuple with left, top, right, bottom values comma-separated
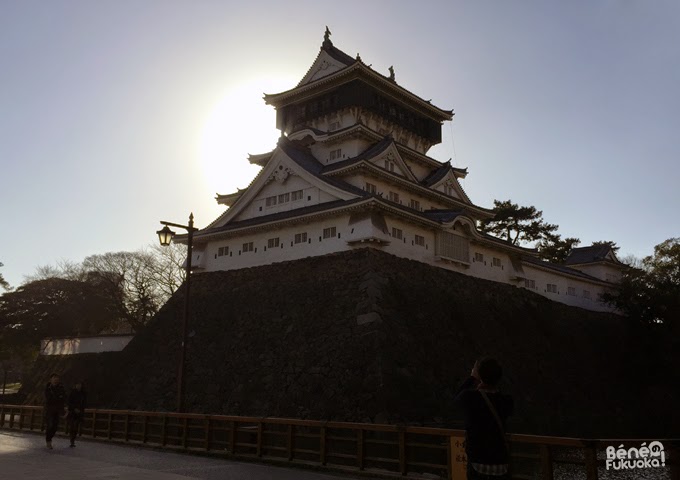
(1, 405, 677, 480)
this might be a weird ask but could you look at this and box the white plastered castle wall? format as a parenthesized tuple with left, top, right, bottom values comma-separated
(201, 214, 353, 272)
(198, 209, 615, 312)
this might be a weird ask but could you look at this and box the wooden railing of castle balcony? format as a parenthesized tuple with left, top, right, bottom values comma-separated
(1, 404, 677, 480)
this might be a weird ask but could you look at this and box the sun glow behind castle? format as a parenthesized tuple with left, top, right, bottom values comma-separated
(199, 77, 298, 197)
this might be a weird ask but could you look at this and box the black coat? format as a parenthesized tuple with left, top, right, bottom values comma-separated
(44, 383, 66, 411)
(67, 389, 87, 416)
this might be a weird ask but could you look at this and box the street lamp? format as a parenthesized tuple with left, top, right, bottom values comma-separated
(156, 213, 198, 413)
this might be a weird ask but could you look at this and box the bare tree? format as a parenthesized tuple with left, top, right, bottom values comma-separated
(147, 243, 186, 299)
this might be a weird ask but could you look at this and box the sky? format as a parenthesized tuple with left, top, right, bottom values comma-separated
(1, 1, 679, 288)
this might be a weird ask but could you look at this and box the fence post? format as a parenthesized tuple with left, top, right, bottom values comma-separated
(540, 444, 554, 480)
(91, 410, 97, 437)
(446, 436, 453, 480)
(257, 422, 263, 457)
(320, 425, 327, 466)
(287, 424, 294, 461)
(399, 430, 407, 476)
(142, 415, 148, 444)
(669, 440, 680, 480)
(29, 409, 34, 431)
(9, 407, 14, 428)
(124, 412, 130, 442)
(182, 417, 188, 449)
(0, 405, 4, 428)
(18, 407, 24, 430)
(161, 414, 168, 446)
(357, 429, 365, 470)
(584, 441, 599, 480)
(204, 417, 211, 451)
(230, 421, 237, 454)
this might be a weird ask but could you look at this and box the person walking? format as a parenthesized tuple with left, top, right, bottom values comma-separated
(67, 381, 87, 447)
(454, 358, 514, 479)
(44, 373, 66, 449)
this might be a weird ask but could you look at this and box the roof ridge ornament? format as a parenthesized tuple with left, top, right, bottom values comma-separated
(388, 65, 395, 82)
(323, 26, 332, 48)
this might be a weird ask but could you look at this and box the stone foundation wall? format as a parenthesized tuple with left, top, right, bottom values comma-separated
(18, 249, 679, 438)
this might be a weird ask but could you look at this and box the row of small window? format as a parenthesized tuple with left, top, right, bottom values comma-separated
(215, 228, 338, 257)
(365, 183, 422, 211)
(265, 190, 304, 207)
(391, 228, 425, 246)
(474, 252, 502, 267)
(525, 279, 592, 299)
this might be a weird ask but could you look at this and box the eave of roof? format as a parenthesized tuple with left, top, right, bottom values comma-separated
(422, 161, 468, 186)
(323, 160, 492, 219)
(289, 124, 448, 170)
(521, 256, 612, 285)
(265, 61, 453, 121)
(247, 151, 274, 167)
(215, 189, 245, 206)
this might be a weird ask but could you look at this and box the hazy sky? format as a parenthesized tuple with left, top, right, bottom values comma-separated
(2, 1, 679, 287)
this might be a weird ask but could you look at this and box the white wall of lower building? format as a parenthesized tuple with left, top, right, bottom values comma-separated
(41, 335, 134, 356)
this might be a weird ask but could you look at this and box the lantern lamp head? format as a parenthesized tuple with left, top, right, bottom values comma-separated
(156, 225, 176, 246)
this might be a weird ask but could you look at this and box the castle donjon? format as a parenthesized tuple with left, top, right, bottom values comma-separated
(183, 30, 624, 312)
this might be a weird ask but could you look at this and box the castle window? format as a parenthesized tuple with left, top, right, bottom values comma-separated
(323, 227, 337, 239)
(392, 228, 403, 240)
(278, 193, 290, 204)
(365, 183, 377, 194)
(243, 242, 254, 253)
(265, 196, 277, 207)
(218, 246, 229, 257)
(547, 283, 558, 294)
(492, 257, 502, 267)
(291, 190, 303, 201)
(444, 186, 454, 196)
(583, 290, 591, 299)
(415, 235, 425, 247)
(267, 238, 280, 248)
(474, 252, 484, 262)
(294, 232, 307, 244)
(525, 279, 536, 289)
(384, 160, 395, 172)
(567, 287, 576, 296)
(435, 232, 468, 262)
(388, 191, 400, 203)
(409, 199, 421, 210)
(330, 148, 342, 160)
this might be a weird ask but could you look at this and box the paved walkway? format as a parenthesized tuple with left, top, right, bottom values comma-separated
(0, 430, 361, 479)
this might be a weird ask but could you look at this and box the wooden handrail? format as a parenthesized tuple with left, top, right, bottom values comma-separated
(1, 404, 677, 480)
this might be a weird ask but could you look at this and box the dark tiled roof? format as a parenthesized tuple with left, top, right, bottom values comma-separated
(197, 198, 367, 237)
(422, 161, 467, 187)
(565, 245, 618, 265)
(277, 137, 368, 197)
(321, 136, 393, 173)
(422, 210, 464, 223)
(522, 256, 604, 282)
(322, 42, 356, 67)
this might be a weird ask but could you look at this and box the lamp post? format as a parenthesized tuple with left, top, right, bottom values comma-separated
(157, 213, 198, 413)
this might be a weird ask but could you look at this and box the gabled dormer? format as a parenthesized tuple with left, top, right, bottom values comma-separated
(297, 27, 356, 86)
(422, 161, 471, 203)
(564, 244, 626, 283)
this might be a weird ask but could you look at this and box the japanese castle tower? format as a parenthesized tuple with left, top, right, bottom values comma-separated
(186, 30, 624, 312)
